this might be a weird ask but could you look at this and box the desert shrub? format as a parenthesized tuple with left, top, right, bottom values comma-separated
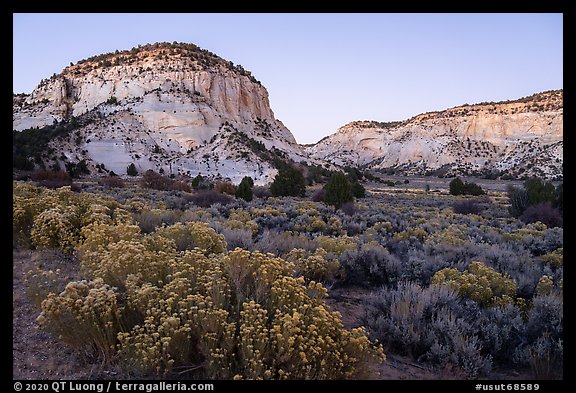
(13, 182, 127, 248)
(225, 209, 259, 235)
(311, 188, 325, 202)
(474, 303, 525, 365)
(252, 185, 271, 199)
(118, 256, 235, 376)
(400, 247, 467, 286)
(465, 224, 503, 245)
(152, 221, 227, 254)
(324, 171, 353, 210)
(141, 170, 191, 192)
(31, 169, 72, 183)
(502, 223, 563, 257)
(253, 213, 290, 231)
(386, 237, 425, 261)
(179, 208, 213, 224)
(425, 224, 469, 247)
(519, 202, 563, 228)
(187, 190, 233, 207)
(99, 175, 125, 188)
(211, 223, 254, 251)
(525, 294, 563, 340)
(80, 240, 170, 287)
(431, 261, 517, 307)
(365, 282, 491, 378)
(229, 249, 384, 378)
(540, 227, 563, 254)
(340, 201, 356, 216)
(235, 176, 254, 202)
(116, 249, 385, 378)
(540, 248, 563, 267)
(309, 217, 328, 233)
(535, 275, 554, 296)
(316, 235, 357, 256)
(393, 227, 428, 242)
(473, 243, 541, 298)
(371, 220, 393, 234)
(133, 208, 182, 233)
(141, 169, 171, 190)
(513, 293, 563, 379)
(254, 230, 317, 256)
(285, 248, 340, 283)
(30, 206, 81, 251)
(324, 216, 345, 236)
(523, 334, 563, 379)
(338, 244, 402, 287)
(37, 278, 123, 359)
(170, 180, 192, 193)
(13, 198, 43, 248)
(214, 181, 236, 195)
(452, 199, 484, 215)
(341, 215, 366, 236)
(421, 309, 492, 378)
(251, 206, 284, 217)
(25, 267, 64, 308)
(449, 177, 485, 196)
(112, 207, 134, 225)
(80, 204, 115, 227)
(78, 226, 171, 287)
(270, 166, 306, 197)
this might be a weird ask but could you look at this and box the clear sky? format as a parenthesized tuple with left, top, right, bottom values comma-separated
(13, 13, 562, 144)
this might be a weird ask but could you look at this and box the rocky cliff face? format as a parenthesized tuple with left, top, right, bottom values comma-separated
(307, 90, 563, 180)
(13, 43, 562, 183)
(13, 42, 305, 184)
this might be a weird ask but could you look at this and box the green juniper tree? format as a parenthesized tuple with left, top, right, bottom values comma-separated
(324, 171, 354, 210)
(127, 163, 138, 176)
(235, 176, 254, 202)
(270, 167, 306, 197)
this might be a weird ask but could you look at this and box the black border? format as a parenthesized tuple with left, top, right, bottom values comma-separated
(9, 6, 570, 390)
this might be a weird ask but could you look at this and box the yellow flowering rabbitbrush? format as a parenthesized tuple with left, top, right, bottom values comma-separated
(31, 206, 81, 251)
(37, 278, 122, 358)
(536, 275, 554, 296)
(285, 248, 340, 283)
(25, 267, 63, 308)
(152, 221, 227, 254)
(117, 248, 384, 379)
(316, 235, 357, 256)
(431, 261, 517, 306)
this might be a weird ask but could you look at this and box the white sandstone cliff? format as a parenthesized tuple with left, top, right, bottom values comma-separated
(307, 90, 563, 179)
(13, 42, 305, 184)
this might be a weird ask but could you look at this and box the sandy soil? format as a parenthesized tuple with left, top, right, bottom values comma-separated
(12, 250, 121, 380)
